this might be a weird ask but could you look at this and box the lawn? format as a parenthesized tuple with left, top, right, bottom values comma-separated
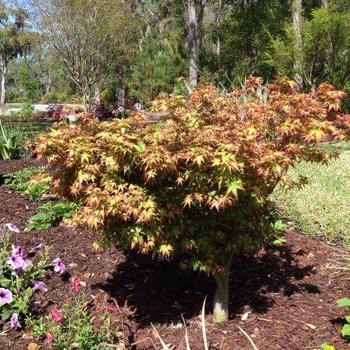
(272, 142, 350, 248)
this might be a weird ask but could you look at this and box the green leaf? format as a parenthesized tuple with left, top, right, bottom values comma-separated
(337, 298, 350, 308)
(342, 324, 350, 339)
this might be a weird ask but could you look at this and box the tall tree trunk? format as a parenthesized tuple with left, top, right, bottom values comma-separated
(321, 0, 328, 7)
(292, 0, 303, 89)
(215, 0, 222, 56)
(187, 0, 198, 87)
(213, 257, 232, 323)
(0, 62, 7, 105)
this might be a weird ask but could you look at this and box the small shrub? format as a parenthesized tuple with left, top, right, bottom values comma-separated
(0, 224, 49, 323)
(33, 77, 350, 322)
(5, 167, 52, 201)
(26, 201, 78, 231)
(31, 296, 120, 349)
(337, 297, 350, 340)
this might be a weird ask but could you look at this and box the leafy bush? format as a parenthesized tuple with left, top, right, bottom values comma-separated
(0, 120, 27, 160)
(0, 224, 49, 322)
(33, 77, 350, 322)
(5, 167, 52, 201)
(19, 103, 35, 119)
(26, 201, 78, 231)
(31, 296, 119, 349)
(337, 297, 350, 340)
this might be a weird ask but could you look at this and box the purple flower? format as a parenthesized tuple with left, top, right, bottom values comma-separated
(10, 313, 21, 329)
(0, 227, 4, 236)
(7, 255, 31, 270)
(29, 243, 45, 255)
(0, 288, 13, 306)
(52, 258, 65, 274)
(12, 246, 26, 257)
(31, 280, 48, 292)
(5, 224, 20, 233)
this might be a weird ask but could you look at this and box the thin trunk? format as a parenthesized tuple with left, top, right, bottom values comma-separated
(215, 0, 222, 56)
(116, 66, 125, 107)
(292, 0, 303, 89)
(0, 63, 7, 105)
(188, 0, 198, 87)
(321, 0, 328, 7)
(213, 258, 232, 323)
(94, 85, 101, 106)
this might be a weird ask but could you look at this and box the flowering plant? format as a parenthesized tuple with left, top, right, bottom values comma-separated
(0, 224, 49, 324)
(31, 295, 119, 349)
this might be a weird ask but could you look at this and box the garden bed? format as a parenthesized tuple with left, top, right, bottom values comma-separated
(0, 158, 349, 349)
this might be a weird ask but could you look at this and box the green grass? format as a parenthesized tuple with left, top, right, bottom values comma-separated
(272, 142, 350, 248)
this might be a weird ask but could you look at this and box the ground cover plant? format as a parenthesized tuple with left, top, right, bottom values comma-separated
(5, 167, 52, 201)
(33, 76, 350, 323)
(0, 223, 49, 323)
(337, 297, 350, 340)
(272, 142, 350, 248)
(26, 201, 78, 231)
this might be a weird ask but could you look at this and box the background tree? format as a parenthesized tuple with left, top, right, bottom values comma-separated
(0, 1, 33, 105)
(33, 0, 139, 110)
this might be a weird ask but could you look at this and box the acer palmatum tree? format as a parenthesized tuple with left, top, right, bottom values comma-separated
(34, 77, 350, 323)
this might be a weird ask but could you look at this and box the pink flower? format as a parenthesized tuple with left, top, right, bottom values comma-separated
(71, 276, 82, 293)
(51, 307, 62, 323)
(0, 288, 13, 306)
(29, 243, 45, 255)
(44, 332, 53, 345)
(10, 313, 21, 329)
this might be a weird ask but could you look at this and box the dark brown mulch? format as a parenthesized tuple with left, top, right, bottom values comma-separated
(0, 158, 349, 350)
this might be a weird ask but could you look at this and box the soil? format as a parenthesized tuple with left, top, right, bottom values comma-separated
(0, 158, 349, 350)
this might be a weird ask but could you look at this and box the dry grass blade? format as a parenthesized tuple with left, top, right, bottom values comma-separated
(151, 324, 172, 350)
(201, 297, 209, 350)
(237, 325, 259, 350)
(181, 315, 191, 350)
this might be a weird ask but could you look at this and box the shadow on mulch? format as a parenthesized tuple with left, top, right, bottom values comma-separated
(93, 243, 319, 328)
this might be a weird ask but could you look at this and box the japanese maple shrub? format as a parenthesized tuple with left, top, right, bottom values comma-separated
(33, 77, 350, 323)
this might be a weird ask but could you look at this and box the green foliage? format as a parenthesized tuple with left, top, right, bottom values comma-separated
(337, 297, 350, 340)
(5, 167, 52, 201)
(0, 119, 27, 160)
(31, 296, 119, 349)
(0, 226, 49, 321)
(267, 5, 350, 90)
(129, 28, 187, 102)
(19, 103, 35, 119)
(26, 201, 78, 231)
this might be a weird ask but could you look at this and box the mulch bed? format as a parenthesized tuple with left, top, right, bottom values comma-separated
(0, 158, 349, 350)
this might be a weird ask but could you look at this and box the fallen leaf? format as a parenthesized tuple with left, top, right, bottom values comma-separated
(27, 343, 40, 350)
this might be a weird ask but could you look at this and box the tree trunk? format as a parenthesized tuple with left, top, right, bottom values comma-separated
(321, 0, 328, 7)
(0, 63, 7, 105)
(213, 261, 232, 323)
(116, 66, 125, 108)
(94, 85, 101, 106)
(292, 0, 303, 89)
(187, 0, 198, 87)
